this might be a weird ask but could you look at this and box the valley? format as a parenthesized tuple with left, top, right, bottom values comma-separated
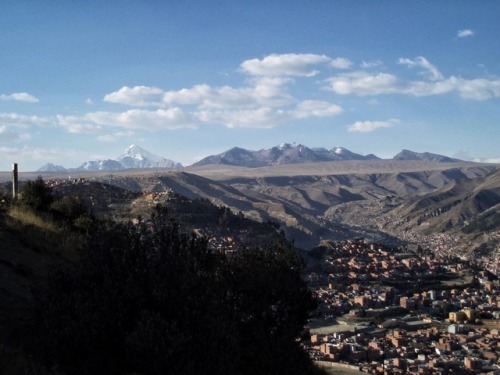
(5, 158, 499, 270)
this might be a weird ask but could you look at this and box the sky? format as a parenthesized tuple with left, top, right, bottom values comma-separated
(1, 1, 500, 171)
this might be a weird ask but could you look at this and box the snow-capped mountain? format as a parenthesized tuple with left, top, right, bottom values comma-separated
(118, 144, 182, 169)
(192, 143, 380, 167)
(77, 145, 182, 171)
(36, 145, 183, 172)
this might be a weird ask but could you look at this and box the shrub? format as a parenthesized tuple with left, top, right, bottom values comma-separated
(36, 207, 318, 375)
(19, 176, 53, 212)
(50, 196, 87, 222)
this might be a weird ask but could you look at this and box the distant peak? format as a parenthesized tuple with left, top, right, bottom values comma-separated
(124, 144, 144, 153)
(277, 142, 298, 150)
(393, 149, 461, 163)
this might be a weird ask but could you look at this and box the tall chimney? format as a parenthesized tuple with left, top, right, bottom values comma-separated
(12, 163, 18, 199)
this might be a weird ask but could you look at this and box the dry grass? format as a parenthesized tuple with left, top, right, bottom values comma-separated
(5, 206, 82, 261)
(8, 206, 59, 233)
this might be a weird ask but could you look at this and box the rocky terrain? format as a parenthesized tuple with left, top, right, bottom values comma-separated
(6, 157, 498, 269)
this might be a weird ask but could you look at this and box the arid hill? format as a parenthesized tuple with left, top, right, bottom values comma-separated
(2, 159, 499, 265)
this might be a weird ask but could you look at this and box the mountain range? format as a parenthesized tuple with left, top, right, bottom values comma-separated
(38, 143, 464, 172)
(26, 145, 500, 266)
(192, 143, 381, 167)
(38, 144, 183, 172)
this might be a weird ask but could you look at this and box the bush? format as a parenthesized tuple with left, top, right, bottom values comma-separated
(36, 207, 318, 375)
(50, 196, 87, 222)
(19, 176, 53, 212)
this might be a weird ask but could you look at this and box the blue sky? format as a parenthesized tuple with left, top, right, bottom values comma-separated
(1, 1, 499, 171)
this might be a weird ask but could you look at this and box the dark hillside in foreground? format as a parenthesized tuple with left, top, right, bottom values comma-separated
(0, 181, 323, 375)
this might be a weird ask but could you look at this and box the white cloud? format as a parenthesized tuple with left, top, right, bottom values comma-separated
(347, 118, 400, 133)
(62, 54, 500, 135)
(325, 57, 500, 100)
(451, 76, 500, 100)
(56, 115, 103, 133)
(163, 78, 293, 109)
(0, 146, 76, 162)
(58, 109, 198, 133)
(293, 100, 343, 118)
(85, 108, 199, 130)
(104, 85, 164, 106)
(93, 55, 347, 130)
(360, 60, 383, 68)
(0, 92, 39, 103)
(326, 71, 402, 95)
(399, 56, 444, 81)
(0, 113, 51, 126)
(330, 58, 353, 69)
(196, 100, 342, 128)
(163, 84, 211, 106)
(457, 29, 474, 38)
(240, 53, 331, 77)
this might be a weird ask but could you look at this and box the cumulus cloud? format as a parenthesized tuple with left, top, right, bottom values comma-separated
(326, 71, 402, 95)
(330, 58, 353, 69)
(240, 53, 331, 77)
(163, 78, 293, 109)
(347, 118, 400, 133)
(62, 53, 500, 135)
(0, 92, 39, 103)
(450, 77, 500, 100)
(196, 100, 342, 128)
(104, 85, 164, 106)
(95, 59, 346, 130)
(457, 29, 474, 38)
(58, 108, 198, 133)
(60, 96, 344, 132)
(325, 56, 500, 100)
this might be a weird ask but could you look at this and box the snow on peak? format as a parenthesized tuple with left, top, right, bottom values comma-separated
(118, 145, 182, 169)
(278, 142, 298, 150)
(333, 147, 345, 155)
(119, 144, 163, 163)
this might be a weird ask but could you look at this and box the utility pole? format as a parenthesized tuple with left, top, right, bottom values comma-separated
(12, 163, 19, 199)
